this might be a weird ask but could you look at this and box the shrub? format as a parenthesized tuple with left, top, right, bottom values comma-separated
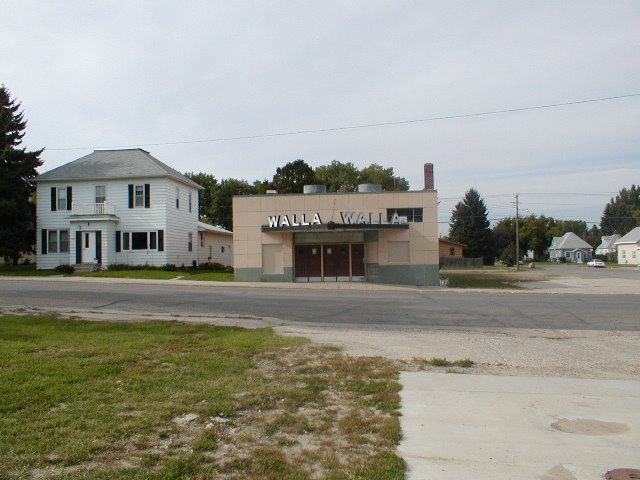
(54, 264, 75, 274)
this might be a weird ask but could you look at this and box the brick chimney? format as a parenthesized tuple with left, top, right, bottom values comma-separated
(424, 163, 434, 190)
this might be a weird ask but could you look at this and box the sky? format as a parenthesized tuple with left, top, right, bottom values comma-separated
(2, 1, 639, 235)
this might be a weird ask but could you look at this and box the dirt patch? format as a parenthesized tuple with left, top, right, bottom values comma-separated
(550, 418, 630, 436)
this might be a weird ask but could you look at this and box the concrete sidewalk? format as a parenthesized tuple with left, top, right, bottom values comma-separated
(399, 373, 640, 479)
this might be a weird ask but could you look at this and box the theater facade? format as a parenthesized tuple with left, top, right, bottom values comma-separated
(232, 168, 439, 286)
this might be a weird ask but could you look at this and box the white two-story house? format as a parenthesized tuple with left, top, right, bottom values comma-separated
(36, 149, 202, 270)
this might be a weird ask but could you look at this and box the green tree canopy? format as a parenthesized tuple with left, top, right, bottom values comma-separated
(185, 172, 218, 222)
(271, 159, 316, 194)
(449, 189, 493, 264)
(314, 160, 359, 192)
(600, 185, 640, 235)
(212, 178, 257, 230)
(0, 86, 43, 264)
(357, 163, 409, 191)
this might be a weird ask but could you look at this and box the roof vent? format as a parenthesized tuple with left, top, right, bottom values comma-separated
(303, 185, 327, 194)
(357, 183, 382, 193)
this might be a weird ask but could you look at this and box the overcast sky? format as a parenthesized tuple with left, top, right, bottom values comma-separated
(3, 1, 639, 234)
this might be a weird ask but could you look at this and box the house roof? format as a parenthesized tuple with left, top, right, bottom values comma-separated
(548, 232, 593, 251)
(439, 238, 465, 247)
(36, 149, 202, 189)
(596, 234, 621, 250)
(615, 226, 640, 245)
(198, 222, 232, 235)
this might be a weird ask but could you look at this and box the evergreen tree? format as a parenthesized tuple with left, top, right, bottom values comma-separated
(449, 189, 493, 264)
(0, 86, 43, 264)
(600, 185, 640, 235)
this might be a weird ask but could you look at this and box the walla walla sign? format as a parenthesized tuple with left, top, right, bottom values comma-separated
(266, 211, 407, 228)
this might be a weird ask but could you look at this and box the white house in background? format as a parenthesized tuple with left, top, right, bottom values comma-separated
(36, 149, 202, 270)
(595, 234, 621, 256)
(615, 227, 640, 265)
(198, 222, 233, 266)
(548, 232, 593, 263)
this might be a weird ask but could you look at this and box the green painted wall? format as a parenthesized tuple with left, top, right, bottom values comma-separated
(235, 267, 294, 282)
(377, 264, 440, 286)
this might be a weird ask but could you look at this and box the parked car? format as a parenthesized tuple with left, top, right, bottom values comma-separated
(587, 259, 606, 268)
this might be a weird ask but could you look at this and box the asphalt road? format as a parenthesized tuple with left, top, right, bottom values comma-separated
(1, 279, 638, 331)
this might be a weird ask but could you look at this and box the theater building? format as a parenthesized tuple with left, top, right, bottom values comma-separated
(232, 164, 439, 286)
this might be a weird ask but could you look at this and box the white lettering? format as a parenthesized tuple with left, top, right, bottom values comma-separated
(301, 213, 310, 226)
(341, 212, 356, 224)
(281, 215, 290, 227)
(291, 214, 299, 227)
(312, 213, 322, 225)
(356, 212, 367, 224)
(390, 212, 399, 224)
(268, 216, 280, 228)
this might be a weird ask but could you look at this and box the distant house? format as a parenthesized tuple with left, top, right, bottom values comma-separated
(548, 232, 593, 263)
(35, 149, 202, 270)
(439, 238, 465, 257)
(595, 234, 621, 256)
(614, 227, 640, 265)
(198, 222, 233, 266)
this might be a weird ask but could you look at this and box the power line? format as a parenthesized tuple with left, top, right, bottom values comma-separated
(43, 92, 640, 151)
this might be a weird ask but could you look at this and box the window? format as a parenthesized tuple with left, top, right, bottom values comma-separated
(200, 232, 204, 247)
(176, 187, 180, 209)
(85, 233, 90, 248)
(450, 247, 455, 256)
(188, 192, 192, 212)
(386, 208, 423, 223)
(131, 232, 148, 250)
(188, 232, 193, 252)
(135, 185, 144, 207)
(633, 250, 636, 259)
(95, 186, 106, 204)
(565, 251, 571, 259)
(57, 188, 67, 211)
(48, 230, 58, 253)
(221, 246, 225, 253)
(59, 230, 69, 253)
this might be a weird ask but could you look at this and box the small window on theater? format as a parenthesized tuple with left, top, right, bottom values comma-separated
(387, 208, 423, 223)
(131, 232, 148, 250)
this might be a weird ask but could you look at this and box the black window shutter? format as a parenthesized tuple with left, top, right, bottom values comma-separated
(75, 232, 82, 264)
(115, 231, 121, 252)
(158, 230, 164, 252)
(51, 188, 57, 211)
(41, 229, 48, 254)
(144, 184, 150, 208)
(67, 186, 72, 210)
(128, 184, 134, 208)
(95, 231, 102, 262)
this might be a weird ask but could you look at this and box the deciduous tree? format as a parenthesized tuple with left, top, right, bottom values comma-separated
(271, 159, 316, 194)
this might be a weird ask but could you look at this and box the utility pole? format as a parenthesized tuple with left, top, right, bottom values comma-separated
(515, 193, 520, 271)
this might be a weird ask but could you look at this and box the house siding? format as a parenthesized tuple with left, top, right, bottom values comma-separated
(36, 177, 200, 269)
(198, 231, 234, 266)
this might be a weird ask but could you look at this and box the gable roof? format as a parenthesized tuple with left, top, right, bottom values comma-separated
(198, 222, 232, 235)
(36, 149, 201, 189)
(548, 232, 592, 251)
(615, 226, 640, 244)
(596, 234, 621, 250)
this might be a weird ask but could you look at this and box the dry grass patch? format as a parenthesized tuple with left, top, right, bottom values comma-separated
(0, 315, 404, 480)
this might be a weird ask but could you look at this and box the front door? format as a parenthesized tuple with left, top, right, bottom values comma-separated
(351, 243, 365, 281)
(82, 232, 96, 263)
(323, 244, 350, 281)
(295, 245, 322, 282)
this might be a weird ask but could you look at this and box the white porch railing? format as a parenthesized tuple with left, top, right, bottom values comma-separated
(71, 202, 116, 215)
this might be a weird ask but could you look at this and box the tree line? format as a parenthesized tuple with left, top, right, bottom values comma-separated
(448, 188, 640, 265)
(186, 159, 409, 230)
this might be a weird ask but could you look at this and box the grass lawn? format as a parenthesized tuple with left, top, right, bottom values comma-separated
(440, 269, 542, 289)
(0, 315, 404, 479)
(0, 267, 234, 282)
(0, 266, 61, 277)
